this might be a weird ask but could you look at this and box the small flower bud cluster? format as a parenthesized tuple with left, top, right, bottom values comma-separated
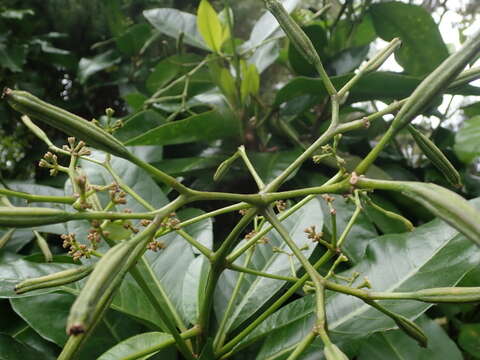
(147, 240, 166, 252)
(39, 152, 60, 176)
(321, 194, 336, 215)
(245, 230, 269, 244)
(61, 233, 92, 261)
(109, 185, 127, 205)
(304, 225, 323, 242)
(161, 212, 180, 230)
(63, 137, 91, 156)
(275, 200, 288, 212)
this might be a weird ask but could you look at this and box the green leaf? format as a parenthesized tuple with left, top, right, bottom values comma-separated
(215, 198, 323, 333)
(152, 155, 226, 177)
(98, 332, 174, 360)
(197, 0, 226, 53)
(143, 8, 207, 50)
(369, 2, 449, 76)
(239, 200, 480, 357)
(115, 110, 165, 143)
(13, 326, 59, 359)
(124, 110, 240, 146)
(241, 62, 260, 103)
(249, 149, 303, 184)
(357, 316, 463, 360)
(78, 50, 121, 84)
(454, 115, 480, 164)
(0, 43, 27, 72)
(330, 14, 376, 54)
(0, 334, 45, 360)
(182, 255, 210, 324)
(115, 24, 152, 56)
(458, 323, 480, 358)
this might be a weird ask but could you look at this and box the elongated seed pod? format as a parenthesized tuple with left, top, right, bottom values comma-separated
(3, 88, 132, 160)
(391, 29, 480, 131)
(355, 178, 480, 247)
(264, 0, 317, 66)
(408, 125, 461, 187)
(393, 314, 428, 348)
(67, 241, 133, 335)
(15, 265, 94, 294)
(415, 287, 480, 303)
(324, 344, 349, 360)
(214, 150, 240, 182)
(0, 206, 71, 227)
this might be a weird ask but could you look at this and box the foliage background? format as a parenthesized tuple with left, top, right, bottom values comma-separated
(1, 0, 480, 358)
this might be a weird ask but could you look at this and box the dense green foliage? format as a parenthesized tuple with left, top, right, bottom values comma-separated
(1, 0, 480, 359)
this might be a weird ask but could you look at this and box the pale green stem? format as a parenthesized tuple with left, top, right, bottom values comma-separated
(238, 145, 265, 190)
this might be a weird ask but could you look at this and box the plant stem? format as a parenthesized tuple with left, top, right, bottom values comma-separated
(286, 331, 317, 360)
(0, 188, 76, 204)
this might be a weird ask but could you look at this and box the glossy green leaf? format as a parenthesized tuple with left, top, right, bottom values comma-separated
(13, 326, 59, 359)
(0, 43, 27, 72)
(215, 198, 323, 333)
(115, 110, 165, 143)
(369, 2, 449, 76)
(454, 115, 480, 164)
(182, 255, 210, 324)
(143, 8, 207, 50)
(357, 316, 462, 360)
(124, 110, 240, 146)
(330, 14, 376, 54)
(78, 50, 121, 84)
(249, 149, 303, 184)
(197, 0, 225, 53)
(241, 62, 260, 102)
(458, 323, 480, 358)
(0, 334, 45, 360)
(152, 155, 225, 177)
(98, 332, 174, 360)
(239, 200, 480, 358)
(116, 24, 152, 56)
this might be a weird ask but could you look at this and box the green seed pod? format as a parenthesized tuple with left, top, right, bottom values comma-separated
(324, 343, 349, 360)
(393, 314, 428, 348)
(355, 178, 480, 247)
(214, 150, 241, 182)
(415, 287, 480, 303)
(0, 228, 15, 249)
(364, 197, 414, 232)
(3, 89, 132, 160)
(0, 206, 71, 227)
(15, 265, 94, 294)
(67, 241, 133, 335)
(264, 0, 319, 67)
(391, 29, 480, 131)
(408, 125, 461, 187)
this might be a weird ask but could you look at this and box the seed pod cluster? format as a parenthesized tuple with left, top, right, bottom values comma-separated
(3, 88, 132, 160)
(408, 125, 461, 187)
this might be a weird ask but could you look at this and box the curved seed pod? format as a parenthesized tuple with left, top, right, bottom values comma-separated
(263, 0, 335, 95)
(21, 115, 54, 147)
(393, 314, 428, 348)
(15, 265, 94, 294)
(355, 178, 480, 247)
(408, 125, 461, 187)
(391, 29, 480, 131)
(214, 150, 241, 182)
(67, 241, 132, 335)
(0, 206, 71, 227)
(363, 196, 414, 232)
(324, 343, 349, 360)
(0, 228, 15, 249)
(415, 287, 480, 303)
(3, 89, 132, 160)
(264, 0, 318, 66)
